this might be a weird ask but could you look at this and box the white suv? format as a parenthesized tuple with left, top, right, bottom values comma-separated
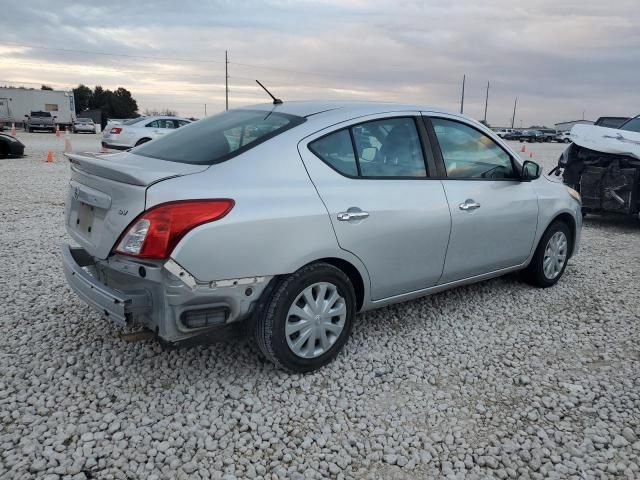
(492, 128, 515, 138)
(101, 116, 192, 150)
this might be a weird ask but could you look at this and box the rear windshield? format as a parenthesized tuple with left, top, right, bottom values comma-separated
(77, 118, 92, 123)
(133, 109, 305, 164)
(123, 117, 144, 125)
(620, 116, 640, 133)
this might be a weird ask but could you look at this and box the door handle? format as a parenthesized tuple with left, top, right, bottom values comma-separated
(337, 209, 370, 221)
(459, 199, 481, 211)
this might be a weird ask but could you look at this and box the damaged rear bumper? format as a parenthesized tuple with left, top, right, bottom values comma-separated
(62, 245, 150, 325)
(61, 243, 273, 343)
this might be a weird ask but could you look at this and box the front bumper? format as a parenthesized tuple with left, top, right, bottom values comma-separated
(61, 243, 272, 342)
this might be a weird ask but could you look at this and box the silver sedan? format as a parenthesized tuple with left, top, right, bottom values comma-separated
(62, 101, 582, 372)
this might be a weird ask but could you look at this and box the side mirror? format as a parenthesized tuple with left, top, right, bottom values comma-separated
(522, 160, 541, 181)
(24, 114, 29, 118)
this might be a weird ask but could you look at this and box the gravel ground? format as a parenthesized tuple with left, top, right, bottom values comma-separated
(1, 133, 639, 479)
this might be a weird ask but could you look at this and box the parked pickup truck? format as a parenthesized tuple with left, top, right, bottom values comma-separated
(25, 111, 57, 132)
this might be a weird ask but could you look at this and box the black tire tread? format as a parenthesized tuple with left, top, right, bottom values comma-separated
(254, 262, 353, 372)
(523, 220, 572, 288)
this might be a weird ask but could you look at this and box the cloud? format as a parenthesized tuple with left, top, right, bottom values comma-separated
(1, 0, 638, 124)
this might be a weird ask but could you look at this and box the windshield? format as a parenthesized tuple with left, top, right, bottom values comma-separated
(133, 109, 306, 164)
(31, 111, 51, 117)
(77, 118, 92, 123)
(619, 116, 640, 133)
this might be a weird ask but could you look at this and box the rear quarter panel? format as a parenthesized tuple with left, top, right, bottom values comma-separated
(147, 129, 371, 289)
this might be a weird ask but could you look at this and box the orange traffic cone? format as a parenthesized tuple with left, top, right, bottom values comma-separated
(64, 129, 72, 153)
(520, 143, 526, 153)
(529, 151, 534, 158)
(10, 123, 16, 137)
(46, 151, 54, 163)
(55, 125, 60, 138)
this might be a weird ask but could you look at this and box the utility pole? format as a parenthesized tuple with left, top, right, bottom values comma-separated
(225, 50, 229, 111)
(511, 97, 518, 129)
(204, 104, 207, 117)
(460, 74, 466, 114)
(483, 81, 490, 124)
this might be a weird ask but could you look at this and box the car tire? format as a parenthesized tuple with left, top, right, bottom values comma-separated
(254, 262, 356, 373)
(135, 138, 151, 146)
(522, 221, 572, 288)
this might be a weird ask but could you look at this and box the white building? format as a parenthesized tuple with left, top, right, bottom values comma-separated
(0, 87, 76, 128)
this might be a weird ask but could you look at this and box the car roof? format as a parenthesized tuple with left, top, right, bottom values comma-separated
(239, 100, 458, 119)
(137, 116, 191, 121)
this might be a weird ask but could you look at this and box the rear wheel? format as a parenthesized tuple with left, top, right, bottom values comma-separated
(254, 263, 356, 372)
(523, 221, 571, 288)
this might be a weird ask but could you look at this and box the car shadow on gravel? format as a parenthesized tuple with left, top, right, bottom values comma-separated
(583, 214, 640, 232)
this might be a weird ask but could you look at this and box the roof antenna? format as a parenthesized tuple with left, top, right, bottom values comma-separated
(256, 80, 283, 105)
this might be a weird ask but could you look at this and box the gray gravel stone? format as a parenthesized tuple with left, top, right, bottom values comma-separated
(1, 136, 639, 479)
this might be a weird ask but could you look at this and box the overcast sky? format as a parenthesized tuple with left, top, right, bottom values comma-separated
(1, 0, 638, 125)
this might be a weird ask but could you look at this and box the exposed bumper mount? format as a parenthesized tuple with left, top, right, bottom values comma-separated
(61, 244, 151, 325)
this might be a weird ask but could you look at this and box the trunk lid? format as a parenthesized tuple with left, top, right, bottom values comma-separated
(65, 151, 208, 259)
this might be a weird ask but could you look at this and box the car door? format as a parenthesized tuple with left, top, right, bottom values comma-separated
(424, 115, 539, 283)
(298, 113, 451, 300)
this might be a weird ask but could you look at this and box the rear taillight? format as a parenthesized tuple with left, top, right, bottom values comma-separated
(114, 199, 234, 260)
(110, 127, 122, 134)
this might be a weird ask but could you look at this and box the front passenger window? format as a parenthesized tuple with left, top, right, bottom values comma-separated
(432, 118, 515, 179)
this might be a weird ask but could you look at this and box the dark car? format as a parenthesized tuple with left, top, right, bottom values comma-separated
(594, 117, 630, 129)
(506, 130, 545, 143)
(503, 130, 525, 141)
(0, 133, 25, 158)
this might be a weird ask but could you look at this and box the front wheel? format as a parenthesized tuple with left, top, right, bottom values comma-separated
(254, 263, 356, 372)
(523, 221, 571, 288)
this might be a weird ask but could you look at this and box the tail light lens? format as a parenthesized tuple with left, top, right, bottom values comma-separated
(114, 199, 234, 260)
(110, 127, 122, 134)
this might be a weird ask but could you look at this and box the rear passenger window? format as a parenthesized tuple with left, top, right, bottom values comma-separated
(309, 130, 358, 176)
(308, 117, 427, 178)
(352, 118, 425, 177)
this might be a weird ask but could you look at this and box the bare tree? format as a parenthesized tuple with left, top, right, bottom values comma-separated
(143, 108, 178, 116)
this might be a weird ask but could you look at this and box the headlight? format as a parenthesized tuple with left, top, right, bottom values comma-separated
(566, 186, 581, 204)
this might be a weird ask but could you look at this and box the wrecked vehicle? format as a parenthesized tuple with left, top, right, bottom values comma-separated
(555, 116, 640, 219)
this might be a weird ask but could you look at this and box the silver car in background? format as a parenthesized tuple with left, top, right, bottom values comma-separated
(72, 117, 96, 134)
(62, 101, 582, 372)
(101, 115, 192, 150)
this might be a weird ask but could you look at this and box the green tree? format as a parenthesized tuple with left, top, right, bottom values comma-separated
(41, 85, 53, 90)
(72, 84, 92, 114)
